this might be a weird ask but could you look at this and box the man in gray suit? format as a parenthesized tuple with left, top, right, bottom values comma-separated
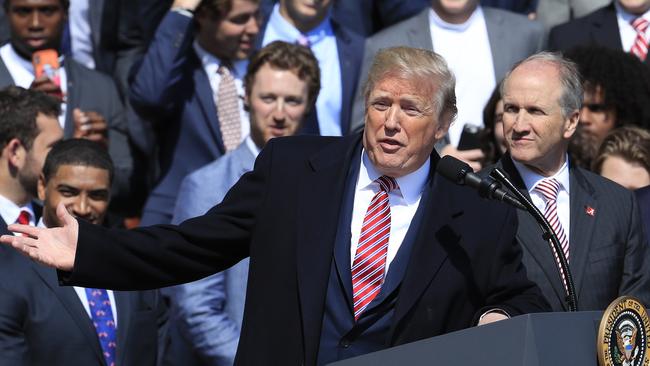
(166, 41, 320, 366)
(495, 51, 650, 311)
(352, 0, 544, 171)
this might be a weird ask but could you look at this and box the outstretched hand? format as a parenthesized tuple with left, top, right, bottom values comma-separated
(0, 203, 79, 271)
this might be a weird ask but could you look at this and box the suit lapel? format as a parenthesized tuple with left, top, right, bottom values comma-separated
(88, 0, 104, 51)
(296, 134, 361, 362)
(0, 57, 15, 86)
(192, 53, 226, 154)
(499, 156, 568, 309)
(592, 4, 624, 50)
(114, 291, 132, 366)
(63, 61, 77, 138)
(333, 21, 359, 135)
(567, 167, 597, 301)
(390, 155, 452, 335)
(30, 264, 106, 365)
(407, 9, 434, 50)
(483, 8, 508, 81)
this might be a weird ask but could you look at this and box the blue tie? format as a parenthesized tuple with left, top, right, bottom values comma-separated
(85, 288, 117, 366)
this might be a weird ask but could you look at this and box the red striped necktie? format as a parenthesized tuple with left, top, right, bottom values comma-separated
(352, 175, 398, 320)
(631, 17, 649, 61)
(535, 178, 570, 291)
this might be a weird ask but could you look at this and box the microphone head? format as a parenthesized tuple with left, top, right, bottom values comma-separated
(436, 155, 474, 185)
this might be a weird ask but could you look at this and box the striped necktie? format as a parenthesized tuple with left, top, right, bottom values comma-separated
(535, 178, 570, 291)
(352, 175, 398, 320)
(631, 17, 649, 61)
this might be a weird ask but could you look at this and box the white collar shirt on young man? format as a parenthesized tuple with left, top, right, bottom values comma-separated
(0, 44, 68, 128)
(0, 194, 35, 234)
(512, 156, 571, 236)
(262, 3, 343, 136)
(192, 40, 250, 141)
(616, 2, 650, 52)
(36, 218, 118, 323)
(68, 0, 95, 69)
(429, 6, 496, 146)
(350, 150, 429, 274)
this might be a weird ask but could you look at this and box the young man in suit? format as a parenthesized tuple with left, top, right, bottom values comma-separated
(0, 0, 136, 215)
(257, 0, 364, 136)
(548, 0, 650, 60)
(168, 40, 320, 366)
(495, 51, 650, 311)
(0, 86, 62, 236)
(351, 0, 544, 171)
(4, 47, 550, 365)
(0, 138, 167, 365)
(131, 0, 261, 226)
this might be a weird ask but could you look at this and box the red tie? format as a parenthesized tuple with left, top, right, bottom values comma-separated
(16, 210, 30, 225)
(352, 175, 398, 320)
(631, 17, 649, 61)
(535, 178, 570, 292)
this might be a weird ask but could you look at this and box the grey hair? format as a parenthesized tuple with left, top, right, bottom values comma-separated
(501, 51, 583, 118)
(364, 46, 458, 123)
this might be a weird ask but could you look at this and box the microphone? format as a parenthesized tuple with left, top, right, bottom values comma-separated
(436, 155, 526, 210)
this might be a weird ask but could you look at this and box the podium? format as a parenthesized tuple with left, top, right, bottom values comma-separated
(328, 312, 603, 366)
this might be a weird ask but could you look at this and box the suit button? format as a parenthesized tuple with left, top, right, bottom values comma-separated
(339, 338, 351, 348)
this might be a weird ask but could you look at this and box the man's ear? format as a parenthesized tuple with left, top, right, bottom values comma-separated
(4, 138, 25, 169)
(37, 173, 47, 201)
(434, 111, 454, 141)
(563, 109, 580, 139)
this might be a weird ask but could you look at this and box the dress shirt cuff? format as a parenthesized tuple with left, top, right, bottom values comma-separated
(172, 7, 194, 17)
(478, 308, 511, 324)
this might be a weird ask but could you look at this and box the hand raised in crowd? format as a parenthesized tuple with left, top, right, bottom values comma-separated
(172, 0, 202, 10)
(0, 203, 78, 272)
(30, 74, 64, 101)
(440, 145, 485, 172)
(73, 108, 108, 147)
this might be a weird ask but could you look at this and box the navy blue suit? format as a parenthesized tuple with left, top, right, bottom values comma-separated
(636, 185, 650, 246)
(130, 11, 227, 225)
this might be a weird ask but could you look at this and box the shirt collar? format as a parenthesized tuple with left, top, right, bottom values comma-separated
(512, 154, 571, 196)
(192, 40, 247, 78)
(429, 5, 482, 32)
(358, 149, 430, 205)
(4, 44, 65, 73)
(244, 135, 261, 157)
(267, 3, 333, 47)
(615, 1, 650, 24)
(0, 194, 35, 226)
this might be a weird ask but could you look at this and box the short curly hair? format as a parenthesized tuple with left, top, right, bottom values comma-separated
(3, 0, 69, 11)
(564, 46, 650, 130)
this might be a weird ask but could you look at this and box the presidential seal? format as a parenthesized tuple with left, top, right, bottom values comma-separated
(598, 296, 650, 366)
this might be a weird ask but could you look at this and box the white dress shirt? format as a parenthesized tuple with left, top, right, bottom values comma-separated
(512, 156, 571, 237)
(262, 3, 343, 136)
(429, 6, 496, 146)
(0, 194, 35, 234)
(616, 2, 650, 53)
(192, 41, 250, 141)
(350, 150, 429, 274)
(36, 218, 118, 323)
(69, 0, 95, 69)
(0, 43, 68, 128)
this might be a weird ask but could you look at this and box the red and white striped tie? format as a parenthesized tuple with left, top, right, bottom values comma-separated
(351, 175, 398, 320)
(631, 17, 649, 61)
(535, 178, 570, 291)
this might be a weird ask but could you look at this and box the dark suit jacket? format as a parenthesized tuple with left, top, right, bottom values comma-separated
(61, 133, 549, 365)
(0, 55, 135, 214)
(130, 11, 228, 225)
(497, 155, 650, 311)
(0, 217, 167, 366)
(547, 3, 632, 54)
(635, 185, 650, 245)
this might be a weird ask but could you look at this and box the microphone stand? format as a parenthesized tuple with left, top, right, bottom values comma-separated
(490, 168, 578, 312)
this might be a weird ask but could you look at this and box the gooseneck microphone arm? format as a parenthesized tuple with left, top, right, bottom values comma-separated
(490, 167, 578, 312)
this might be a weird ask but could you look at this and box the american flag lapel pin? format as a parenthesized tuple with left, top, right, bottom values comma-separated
(585, 205, 595, 217)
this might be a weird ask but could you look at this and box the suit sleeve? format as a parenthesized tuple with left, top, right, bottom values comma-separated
(129, 10, 195, 113)
(59, 137, 275, 291)
(619, 191, 650, 307)
(170, 272, 240, 365)
(475, 206, 551, 320)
